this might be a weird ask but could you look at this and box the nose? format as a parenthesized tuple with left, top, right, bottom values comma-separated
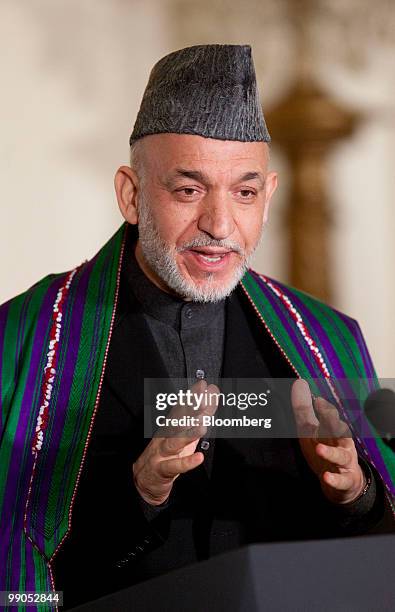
(197, 193, 235, 240)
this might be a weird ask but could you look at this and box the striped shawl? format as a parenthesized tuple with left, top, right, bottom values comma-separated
(0, 222, 394, 611)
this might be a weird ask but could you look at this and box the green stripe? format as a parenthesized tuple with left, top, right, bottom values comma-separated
(291, 287, 370, 378)
(18, 530, 26, 596)
(0, 276, 58, 520)
(44, 228, 124, 556)
(31, 273, 79, 536)
(1, 297, 23, 420)
(242, 273, 310, 376)
(290, 287, 372, 400)
(32, 542, 53, 611)
(244, 274, 395, 501)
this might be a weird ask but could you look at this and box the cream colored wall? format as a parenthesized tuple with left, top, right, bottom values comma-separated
(1, 1, 394, 375)
(0, 0, 171, 302)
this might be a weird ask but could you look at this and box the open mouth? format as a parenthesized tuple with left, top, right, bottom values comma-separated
(186, 248, 234, 270)
(196, 253, 226, 263)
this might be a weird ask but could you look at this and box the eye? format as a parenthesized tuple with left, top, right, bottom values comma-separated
(179, 188, 198, 196)
(239, 189, 256, 199)
(174, 187, 201, 201)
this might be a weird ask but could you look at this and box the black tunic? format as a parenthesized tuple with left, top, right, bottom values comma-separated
(53, 230, 384, 610)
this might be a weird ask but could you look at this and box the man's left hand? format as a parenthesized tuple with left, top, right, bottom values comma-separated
(291, 379, 366, 505)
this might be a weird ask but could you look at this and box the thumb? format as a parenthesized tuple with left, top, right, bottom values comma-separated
(291, 379, 319, 437)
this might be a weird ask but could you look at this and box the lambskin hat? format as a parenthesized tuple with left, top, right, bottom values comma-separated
(130, 44, 270, 144)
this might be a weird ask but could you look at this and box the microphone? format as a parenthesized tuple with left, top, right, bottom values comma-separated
(364, 388, 395, 451)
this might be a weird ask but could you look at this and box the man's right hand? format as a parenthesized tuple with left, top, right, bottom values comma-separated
(132, 380, 219, 506)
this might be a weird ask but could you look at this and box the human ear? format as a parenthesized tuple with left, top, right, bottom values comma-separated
(262, 171, 278, 224)
(114, 166, 139, 225)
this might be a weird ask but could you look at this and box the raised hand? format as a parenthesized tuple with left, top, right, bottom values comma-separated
(132, 380, 218, 506)
(291, 379, 366, 504)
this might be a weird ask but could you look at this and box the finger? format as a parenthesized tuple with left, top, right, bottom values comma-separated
(158, 452, 204, 479)
(156, 419, 207, 440)
(316, 443, 351, 468)
(160, 426, 207, 455)
(191, 379, 208, 394)
(322, 470, 354, 491)
(314, 397, 351, 438)
(200, 384, 220, 414)
(335, 435, 356, 450)
(291, 379, 319, 436)
(189, 383, 220, 417)
(165, 381, 207, 419)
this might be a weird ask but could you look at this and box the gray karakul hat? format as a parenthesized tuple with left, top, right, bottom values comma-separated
(130, 44, 270, 144)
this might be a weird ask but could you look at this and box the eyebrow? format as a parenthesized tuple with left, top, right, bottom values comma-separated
(166, 168, 265, 187)
(238, 171, 265, 186)
(171, 169, 208, 184)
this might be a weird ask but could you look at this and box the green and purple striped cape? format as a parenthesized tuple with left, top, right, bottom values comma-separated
(1, 222, 394, 611)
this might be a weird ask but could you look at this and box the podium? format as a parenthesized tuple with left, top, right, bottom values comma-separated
(72, 534, 395, 612)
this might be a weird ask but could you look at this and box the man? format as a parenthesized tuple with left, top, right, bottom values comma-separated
(1, 45, 394, 611)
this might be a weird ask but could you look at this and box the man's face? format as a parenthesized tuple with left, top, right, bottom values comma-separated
(117, 133, 277, 302)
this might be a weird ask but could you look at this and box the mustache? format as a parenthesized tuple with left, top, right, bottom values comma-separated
(177, 236, 244, 255)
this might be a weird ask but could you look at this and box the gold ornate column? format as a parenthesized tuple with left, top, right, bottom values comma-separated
(267, 80, 359, 302)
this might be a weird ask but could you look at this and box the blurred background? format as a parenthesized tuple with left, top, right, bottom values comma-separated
(1, 0, 394, 375)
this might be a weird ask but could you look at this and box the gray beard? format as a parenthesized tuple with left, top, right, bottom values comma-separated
(137, 193, 262, 303)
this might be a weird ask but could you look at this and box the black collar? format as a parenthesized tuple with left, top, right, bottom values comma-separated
(121, 224, 225, 330)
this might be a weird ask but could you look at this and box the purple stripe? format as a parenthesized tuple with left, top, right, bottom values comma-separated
(253, 275, 357, 414)
(273, 282, 394, 487)
(27, 262, 91, 553)
(0, 300, 11, 432)
(54, 256, 104, 542)
(28, 228, 124, 555)
(263, 276, 394, 494)
(1, 276, 64, 590)
(25, 536, 36, 592)
(319, 305, 373, 379)
(15, 294, 29, 388)
(274, 279, 348, 378)
(3, 522, 15, 592)
(362, 436, 395, 495)
(337, 313, 376, 380)
(50, 233, 124, 546)
(0, 522, 12, 589)
(331, 315, 384, 477)
(267, 280, 375, 439)
(274, 283, 361, 403)
(329, 315, 393, 489)
(251, 273, 318, 378)
(53, 257, 107, 544)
